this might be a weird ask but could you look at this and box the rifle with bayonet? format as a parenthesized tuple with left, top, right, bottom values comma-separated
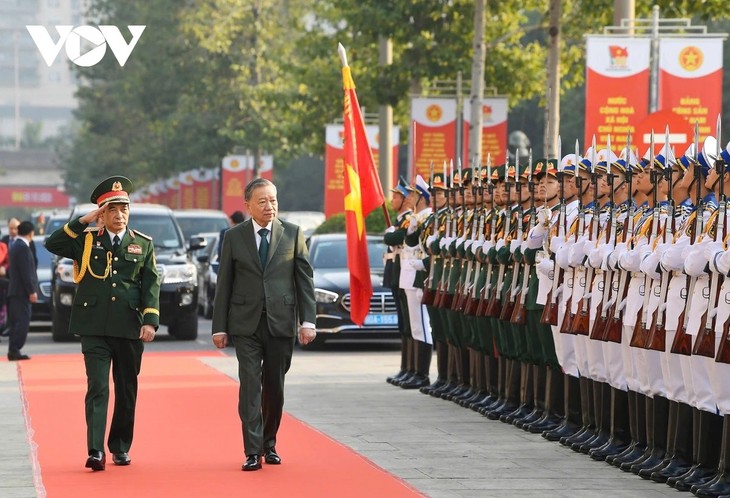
(560, 140, 585, 335)
(476, 160, 497, 317)
(454, 163, 480, 312)
(671, 128, 704, 355)
(422, 161, 438, 306)
(630, 131, 659, 349)
(541, 139, 567, 326)
(511, 149, 535, 325)
(485, 152, 513, 317)
(694, 116, 725, 357)
(433, 160, 454, 308)
(464, 162, 487, 315)
(571, 136, 599, 335)
(591, 135, 617, 340)
(603, 134, 635, 343)
(646, 127, 677, 351)
(500, 150, 523, 321)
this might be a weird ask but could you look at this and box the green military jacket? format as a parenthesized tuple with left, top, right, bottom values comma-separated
(45, 217, 161, 338)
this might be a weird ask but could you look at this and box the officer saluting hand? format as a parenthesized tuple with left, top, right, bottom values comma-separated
(45, 176, 160, 472)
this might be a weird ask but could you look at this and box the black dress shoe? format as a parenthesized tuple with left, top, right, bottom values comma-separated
(242, 455, 262, 471)
(7, 351, 30, 361)
(85, 450, 106, 471)
(264, 448, 281, 465)
(112, 452, 131, 465)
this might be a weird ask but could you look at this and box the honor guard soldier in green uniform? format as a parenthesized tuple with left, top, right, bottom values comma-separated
(45, 176, 160, 471)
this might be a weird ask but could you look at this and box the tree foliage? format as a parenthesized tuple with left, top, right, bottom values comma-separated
(57, 0, 730, 202)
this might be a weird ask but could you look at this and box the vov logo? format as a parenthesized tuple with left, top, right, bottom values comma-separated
(26, 25, 146, 67)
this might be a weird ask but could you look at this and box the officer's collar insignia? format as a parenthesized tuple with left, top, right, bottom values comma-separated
(128, 244, 142, 255)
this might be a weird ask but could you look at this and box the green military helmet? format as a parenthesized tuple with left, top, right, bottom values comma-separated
(532, 159, 559, 178)
(430, 172, 448, 191)
(90, 176, 133, 207)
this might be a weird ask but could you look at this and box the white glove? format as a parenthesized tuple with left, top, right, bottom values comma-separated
(439, 237, 451, 249)
(536, 207, 552, 227)
(536, 257, 554, 277)
(704, 240, 725, 273)
(640, 250, 662, 280)
(509, 238, 521, 254)
(588, 243, 613, 269)
(660, 235, 690, 272)
(482, 239, 494, 253)
(465, 239, 475, 251)
(549, 235, 564, 254)
(608, 242, 628, 270)
(526, 223, 547, 249)
(715, 249, 730, 276)
(426, 234, 437, 247)
(407, 215, 418, 235)
(568, 235, 589, 267)
(410, 259, 425, 271)
(495, 238, 505, 251)
(385, 226, 396, 233)
(684, 241, 711, 277)
(619, 247, 643, 272)
(556, 239, 574, 270)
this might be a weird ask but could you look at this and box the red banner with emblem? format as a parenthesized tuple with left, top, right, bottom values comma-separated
(178, 170, 195, 209)
(0, 186, 71, 208)
(585, 37, 651, 150)
(462, 97, 508, 166)
(659, 38, 723, 143)
(411, 98, 457, 181)
(221, 155, 253, 216)
(191, 168, 215, 209)
(324, 124, 398, 218)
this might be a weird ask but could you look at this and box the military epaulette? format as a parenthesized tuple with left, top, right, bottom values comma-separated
(83, 226, 103, 233)
(132, 229, 153, 241)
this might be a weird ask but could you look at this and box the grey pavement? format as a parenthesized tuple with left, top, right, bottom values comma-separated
(1, 348, 687, 498)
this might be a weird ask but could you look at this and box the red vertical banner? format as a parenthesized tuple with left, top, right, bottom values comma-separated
(411, 98, 457, 181)
(211, 168, 220, 210)
(191, 168, 212, 208)
(179, 171, 195, 208)
(258, 156, 274, 181)
(585, 37, 651, 150)
(659, 38, 723, 141)
(165, 177, 180, 209)
(463, 97, 508, 165)
(221, 155, 250, 216)
(324, 125, 398, 218)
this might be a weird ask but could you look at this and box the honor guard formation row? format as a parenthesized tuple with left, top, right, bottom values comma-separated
(382, 125, 730, 498)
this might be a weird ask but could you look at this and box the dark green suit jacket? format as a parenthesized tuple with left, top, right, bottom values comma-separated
(212, 218, 315, 338)
(44, 217, 161, 338)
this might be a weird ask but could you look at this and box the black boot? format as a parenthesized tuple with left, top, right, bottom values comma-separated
(501, 362, 533, 424)
(637, 398, 678, 478)
(576, 381, 610, 453)
(693, 414, 730, 497)
(433, 344, 458, 397)
(472, 354, 499, 411)
(590, 386, 630, 461)
(386, 335, 409, 384)
(544, 374, 581, 441)
(442, 346, 469, 400)
(421, 340, 448, 394)
(525, 366, 563, 433)
(401, 341, 431, 389)
(515, 364, 544, 429)
(479, 356, 508, 414)
(462, 350, 488, 407)
(393, 337, 415, 386)
(651, 400, 693, 482)
(673, 409, 723, 492)
(562, 377, 596, 447)
(609, 390, 646, 466)
(630, 395, 669, 474)
(485, 358, 520, 420)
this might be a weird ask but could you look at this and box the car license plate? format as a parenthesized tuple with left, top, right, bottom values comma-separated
(363, 314, 398, 326)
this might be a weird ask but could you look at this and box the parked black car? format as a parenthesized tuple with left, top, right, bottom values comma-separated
(49, 203, 205, 342)
(173, 209, 230, 242)
(31, 235, 52, 326)
(305, 233, 398, 348)
(196, 234, 219, 319)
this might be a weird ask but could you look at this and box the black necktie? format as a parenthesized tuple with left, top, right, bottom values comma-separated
(113, 235, 120, 253)
(258, 228, 269, 269)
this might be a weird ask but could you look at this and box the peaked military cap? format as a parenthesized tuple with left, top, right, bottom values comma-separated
(90, 176, 132, 207)
(390, 175, 410, 197)
(430, 172, 447, 190)
(532, 159, 559, 178)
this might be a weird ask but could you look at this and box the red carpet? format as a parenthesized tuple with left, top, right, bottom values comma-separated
(17, 352, 422, 497)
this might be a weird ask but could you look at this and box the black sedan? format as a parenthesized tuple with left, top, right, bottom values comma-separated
(306, 233, 398, 348)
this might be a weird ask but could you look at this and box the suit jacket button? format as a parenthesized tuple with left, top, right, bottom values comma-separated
(112, 297, 116, 302)
(113, 270, 117, 275)
(114, 257, 119, 261)
(112, 283, 117, 287)
(84, 302, 88, 306)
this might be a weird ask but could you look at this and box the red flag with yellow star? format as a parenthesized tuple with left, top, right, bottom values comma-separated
(341, 47, 385, 326)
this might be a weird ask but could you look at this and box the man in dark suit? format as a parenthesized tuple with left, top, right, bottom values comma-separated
(212, 178, 316, 471)
(45, 176, 160, 472)
(6, 221, 38, 360)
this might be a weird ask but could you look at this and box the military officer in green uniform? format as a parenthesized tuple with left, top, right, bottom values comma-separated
(45, 176, 160, 472)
